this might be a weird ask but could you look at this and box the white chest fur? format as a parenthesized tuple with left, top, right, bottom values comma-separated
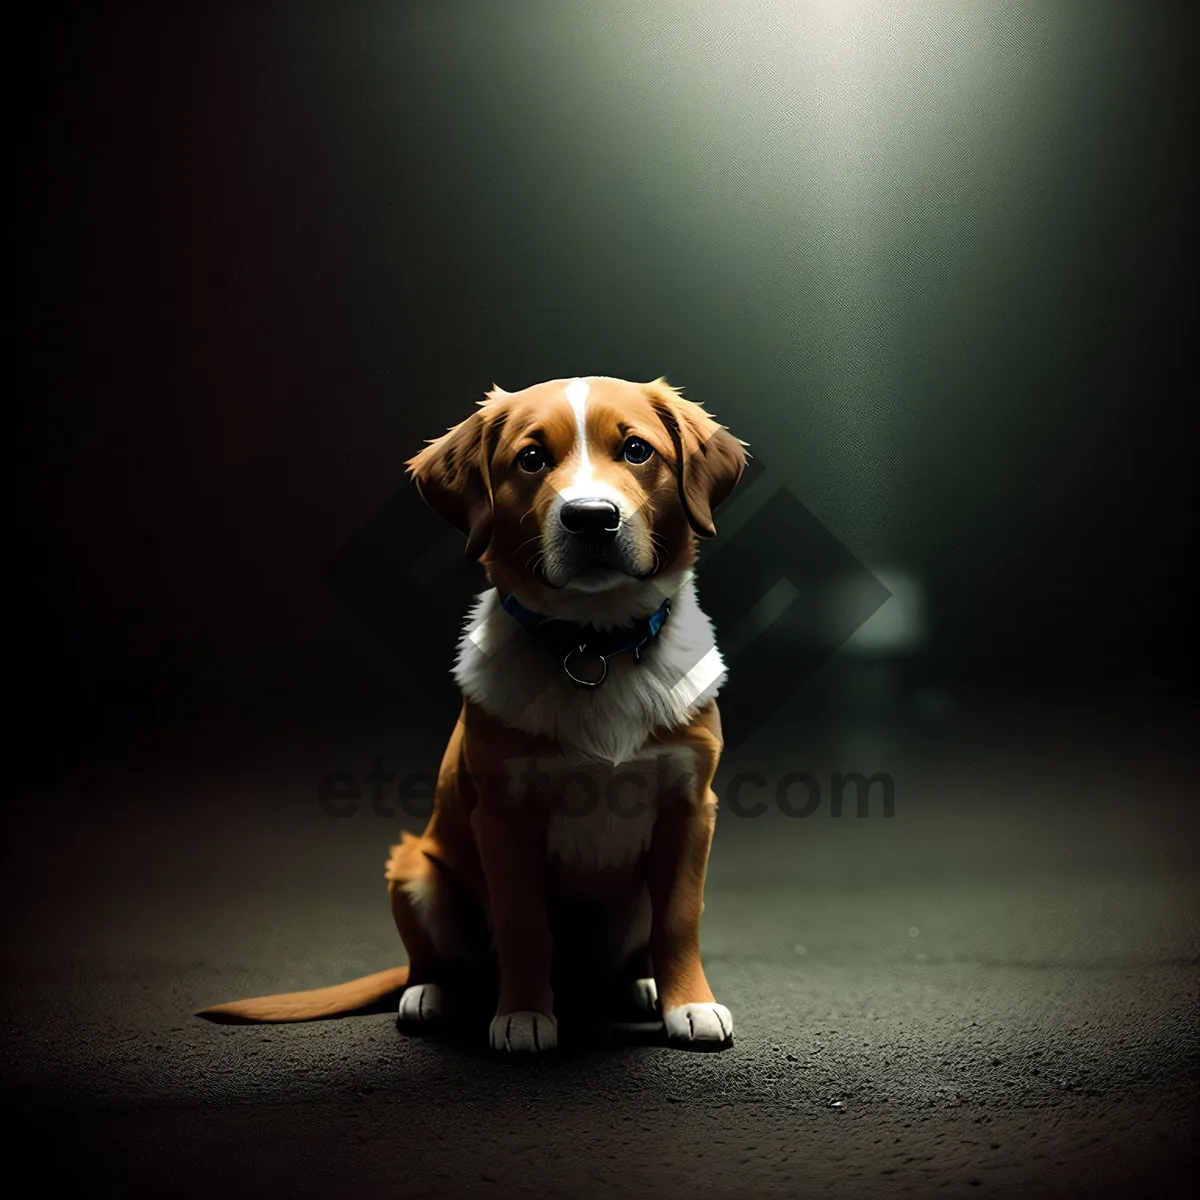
(501, 746, 700, 869)
(452, 576, 727, 766)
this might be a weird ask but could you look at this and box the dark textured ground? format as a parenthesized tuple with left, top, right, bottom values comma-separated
(3, 684, 1197, 1198)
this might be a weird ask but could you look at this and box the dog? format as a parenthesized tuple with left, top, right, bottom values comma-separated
(200, 375, 748, 1053)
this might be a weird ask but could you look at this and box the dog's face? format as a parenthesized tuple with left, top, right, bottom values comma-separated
(407, 376, 747, 619)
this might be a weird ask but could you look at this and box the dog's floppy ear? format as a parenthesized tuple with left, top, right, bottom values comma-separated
(646, 378, 749, 537)
(406, 388, 508, 559)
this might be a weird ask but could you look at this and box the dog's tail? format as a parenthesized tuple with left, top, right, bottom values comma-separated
(197, 966, 410, 1024)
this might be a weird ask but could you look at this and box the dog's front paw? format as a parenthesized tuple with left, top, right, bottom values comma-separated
(489, 1011, 558, 1054)
(663, 1002, 733, 1049)
(397, 983, 444, 1027)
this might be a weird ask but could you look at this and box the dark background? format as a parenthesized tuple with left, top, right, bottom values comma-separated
(5, 5, 1198, 1197)
(13, 0, 1197, 763)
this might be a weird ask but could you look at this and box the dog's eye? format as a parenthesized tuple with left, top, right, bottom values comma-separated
(517, 445, 551, 473)
(622, 437, 654, 465)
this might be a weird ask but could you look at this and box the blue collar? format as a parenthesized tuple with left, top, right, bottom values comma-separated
(499, 592, 672, 687)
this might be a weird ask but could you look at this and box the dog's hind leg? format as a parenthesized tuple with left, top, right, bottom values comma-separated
(387, 832, 489, 1027)
(387, 833, 447, 1026)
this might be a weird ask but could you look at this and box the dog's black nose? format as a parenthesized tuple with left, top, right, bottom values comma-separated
(559, 498, 621, 538)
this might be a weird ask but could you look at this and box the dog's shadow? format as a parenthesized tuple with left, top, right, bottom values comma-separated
(404, 1016, 671, 1064)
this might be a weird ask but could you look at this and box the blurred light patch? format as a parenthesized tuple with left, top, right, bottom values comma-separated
(840, 567, 926, 654)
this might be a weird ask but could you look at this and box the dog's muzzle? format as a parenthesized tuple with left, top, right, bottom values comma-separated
(540, 495, 653, 589)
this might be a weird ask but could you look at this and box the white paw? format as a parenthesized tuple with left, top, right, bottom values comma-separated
(489, 1011, 558, 1053)
(663, 1002, 733, 1047)
(629, 977, 659, 1016)
(397, 983, 444, 1025)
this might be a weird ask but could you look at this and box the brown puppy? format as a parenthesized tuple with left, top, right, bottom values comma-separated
(201, 376, 747, 1052)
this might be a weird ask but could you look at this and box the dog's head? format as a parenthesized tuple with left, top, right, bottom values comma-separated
(406, 376, 747, 621)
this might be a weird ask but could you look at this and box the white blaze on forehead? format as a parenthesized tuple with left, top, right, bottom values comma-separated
(564, 377, 590, 408)
(558, 376, 627, 511)
(564, 377, 592, 487)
